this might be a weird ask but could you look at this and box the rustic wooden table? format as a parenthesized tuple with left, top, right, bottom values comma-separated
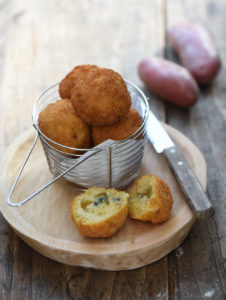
(0, 0, 225, 299)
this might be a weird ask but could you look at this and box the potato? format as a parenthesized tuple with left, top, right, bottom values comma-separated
(138, 57, 199, 108)
(167, 23, 221, 84)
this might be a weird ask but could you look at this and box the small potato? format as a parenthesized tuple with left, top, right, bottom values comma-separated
(168, 23, 221, 84)
(138, 57, 199, 108)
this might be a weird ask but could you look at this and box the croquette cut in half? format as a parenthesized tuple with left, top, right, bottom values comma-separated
(128, 175, 173, 224)
(69, 65, 131, 126)
(71, 187, 129, 238)
(92, 108, 143, 146)
(38, 99, 90, 154)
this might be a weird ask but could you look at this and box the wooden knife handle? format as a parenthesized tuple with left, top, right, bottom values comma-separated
(164, 146, 214, 220)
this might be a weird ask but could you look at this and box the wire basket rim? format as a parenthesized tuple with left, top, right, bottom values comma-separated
(32, 79, 149, 152)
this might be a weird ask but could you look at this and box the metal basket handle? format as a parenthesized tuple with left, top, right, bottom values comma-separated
(6, 132, 101, 207)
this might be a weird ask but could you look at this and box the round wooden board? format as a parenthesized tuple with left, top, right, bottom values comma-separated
(0, 124, 206, 271)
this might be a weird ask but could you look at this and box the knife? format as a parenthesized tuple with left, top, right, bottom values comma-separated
(147, 109, 214, 220)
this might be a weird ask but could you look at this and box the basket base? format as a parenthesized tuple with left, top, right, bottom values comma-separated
(58, 177, 87, 193)
(57, 169, 140, 193)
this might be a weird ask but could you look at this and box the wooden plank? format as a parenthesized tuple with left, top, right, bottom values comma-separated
(10, 238, 33, 300)
(140, 258, 168, 300)
(31, 252, 68, 300)
(0, 3, 26, 296)
(0, 220, 14, 300)
(0, 0, 168, 299)
(165, 0, 226, 298)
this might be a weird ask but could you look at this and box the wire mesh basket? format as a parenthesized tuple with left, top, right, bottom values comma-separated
(7, 80, 149, 207)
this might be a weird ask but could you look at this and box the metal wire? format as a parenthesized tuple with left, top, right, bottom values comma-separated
(7, 80, 149, 206)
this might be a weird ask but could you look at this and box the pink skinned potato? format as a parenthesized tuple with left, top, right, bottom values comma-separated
(167, 23, 221, 84)
(138, 57, 199, 108)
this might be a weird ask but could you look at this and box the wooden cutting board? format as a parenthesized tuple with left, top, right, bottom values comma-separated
(0, 124, 206, 270)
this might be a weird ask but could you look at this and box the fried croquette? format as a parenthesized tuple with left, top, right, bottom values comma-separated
(59, 65, 99, 99)
(70, 65, 131, 126)
(38, 99, 90, 154)
(128, 175, 173, 224)
(71, 186, 129, 238)
(92, 108, 143, 146)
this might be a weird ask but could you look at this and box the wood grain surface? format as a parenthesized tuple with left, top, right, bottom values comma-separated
(0, 0, 225, 299)
(0, 125, 204, 270)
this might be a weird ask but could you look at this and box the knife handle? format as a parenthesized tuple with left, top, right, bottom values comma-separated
(164, 146, 214, 220)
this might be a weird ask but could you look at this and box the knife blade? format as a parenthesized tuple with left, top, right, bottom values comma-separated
(147, 109, 213, 220)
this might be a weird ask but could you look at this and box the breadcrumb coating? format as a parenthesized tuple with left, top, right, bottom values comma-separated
(129, 175, 173, 224)
(38, 99, 90, 154)
(69, 65, 131, 126)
